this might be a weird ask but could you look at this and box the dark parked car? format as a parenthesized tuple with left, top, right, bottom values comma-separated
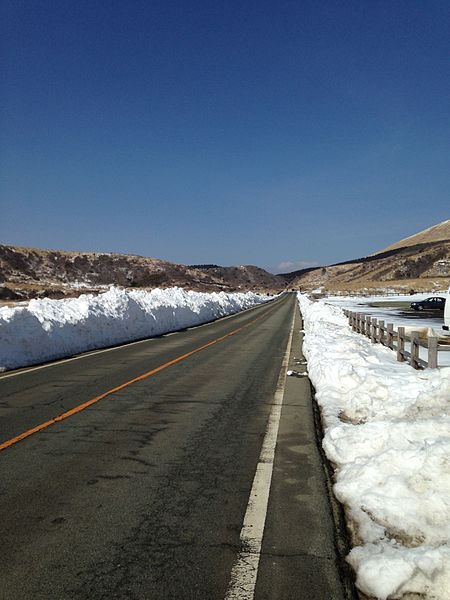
(410, 297, 446, 311)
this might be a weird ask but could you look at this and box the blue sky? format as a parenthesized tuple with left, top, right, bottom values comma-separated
(1, 0, 449, 273)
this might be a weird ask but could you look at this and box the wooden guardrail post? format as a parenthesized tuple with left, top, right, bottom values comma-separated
(357, 313, 363, 333)
(365, 316, 371, 339)
(386, 323, 394, 349)
(378, 320, 385, 345)
(428, 335, 438, 369)
(410, 331, 420, 369)
(360, 314, 366, 335)
(370, 318, 377, 343)
(397, 326, 405, 362)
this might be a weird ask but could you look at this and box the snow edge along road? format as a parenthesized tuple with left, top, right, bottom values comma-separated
(0, 290, 283, 379)
(0, 287, 278, 372)
(0, 300, 281, 453)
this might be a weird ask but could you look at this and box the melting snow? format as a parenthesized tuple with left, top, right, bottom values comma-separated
(297, 293, 450, 600)
(0, 287, 271, 371)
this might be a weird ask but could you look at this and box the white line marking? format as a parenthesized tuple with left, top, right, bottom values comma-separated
(0, 298, 281, 381)
(225, 305, 296, 600)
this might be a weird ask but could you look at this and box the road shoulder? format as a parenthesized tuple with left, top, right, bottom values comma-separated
(255, 304, 357, 600)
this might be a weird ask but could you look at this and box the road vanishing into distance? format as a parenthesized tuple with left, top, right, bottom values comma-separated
(0, 293, 354, 600)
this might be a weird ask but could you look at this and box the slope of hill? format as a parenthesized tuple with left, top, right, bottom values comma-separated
(283, 220, 450, 294)
(3, 220, 449, 300)
(373, 219, 450, 254)
(0, 245, 283, 301)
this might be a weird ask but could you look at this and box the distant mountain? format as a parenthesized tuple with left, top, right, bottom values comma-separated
(3, 220, 449, 301)
(280, 220, 450, 294)
(0, 245, 284, 301)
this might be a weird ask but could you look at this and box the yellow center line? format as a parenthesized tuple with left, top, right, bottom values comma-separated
(0, 303, 278, 453)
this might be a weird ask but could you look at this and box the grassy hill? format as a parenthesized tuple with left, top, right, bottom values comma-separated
(280, 220, 450, 294)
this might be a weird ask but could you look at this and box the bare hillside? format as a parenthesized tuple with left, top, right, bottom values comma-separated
(282, 220, 450, 294)
(373, 219, 450, 254)
(0, 245, 284, 301)
(4, 220, 449, 301)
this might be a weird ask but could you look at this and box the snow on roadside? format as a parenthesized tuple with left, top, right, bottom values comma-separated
(0, 287, 272, 371)
(297, 293, 450, 600)
(326, 293, 450, 335)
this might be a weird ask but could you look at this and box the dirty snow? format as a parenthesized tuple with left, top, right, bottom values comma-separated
(297, 293, 450, 600)
(0, 287, 272, 371)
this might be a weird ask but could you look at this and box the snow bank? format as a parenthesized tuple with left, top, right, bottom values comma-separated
(0, 287, 271, 371)
(297, 293, 450, 600)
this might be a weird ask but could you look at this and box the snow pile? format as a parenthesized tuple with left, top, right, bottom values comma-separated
(297, 294, 450, 600)
(0, 287, 271, 371)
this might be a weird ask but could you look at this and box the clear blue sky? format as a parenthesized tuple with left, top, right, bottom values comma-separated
(1, 0, 449, 273)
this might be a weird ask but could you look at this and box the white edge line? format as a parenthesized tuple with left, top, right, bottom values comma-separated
(0, 296, 284, 381)
(224, 305, 296, 600)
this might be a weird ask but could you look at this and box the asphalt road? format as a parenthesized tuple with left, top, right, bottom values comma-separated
(0, 293, 351, 599)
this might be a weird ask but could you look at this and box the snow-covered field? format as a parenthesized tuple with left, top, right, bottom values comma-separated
(325, 292, 450, 367)
(0, 287, 272, 371)
(298, 294, 450, 599)
(326, 292, 449, 334)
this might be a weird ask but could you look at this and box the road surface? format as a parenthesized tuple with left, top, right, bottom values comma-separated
(0, 293, 353, 599)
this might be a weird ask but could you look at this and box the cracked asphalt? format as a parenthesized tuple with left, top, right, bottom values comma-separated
(0, 293, 353, 599)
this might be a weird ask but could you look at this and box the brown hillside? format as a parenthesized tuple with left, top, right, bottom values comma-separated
(0, 245, 284, 301)
(284, 220, 450, 295)
(373, 219, 450, 254)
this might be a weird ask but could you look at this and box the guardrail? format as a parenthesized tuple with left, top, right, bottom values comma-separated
(343, 310, 450, 369)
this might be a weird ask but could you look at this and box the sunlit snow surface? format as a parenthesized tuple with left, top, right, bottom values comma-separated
(0, 287, 271, 371)
(325, 293, 450, 368)
(326, 292, 449, 333)
(298, 294, 450, 600)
